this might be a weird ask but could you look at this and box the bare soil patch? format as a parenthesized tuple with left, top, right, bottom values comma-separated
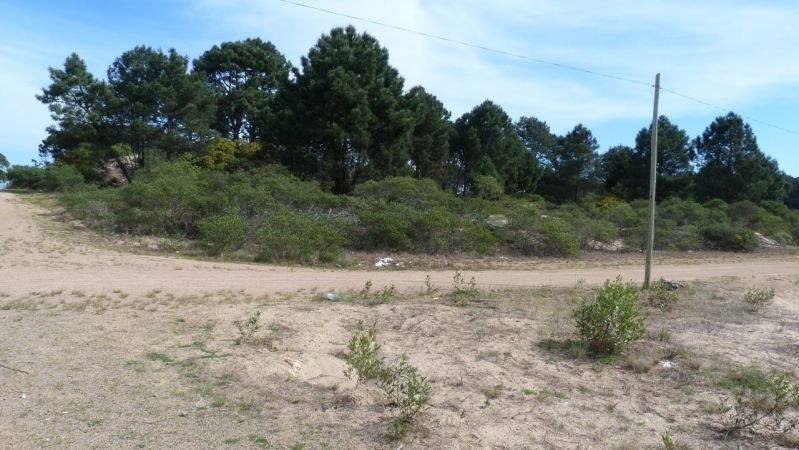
(1, 192, 799, 448)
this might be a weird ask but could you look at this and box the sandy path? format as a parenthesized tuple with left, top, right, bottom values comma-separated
(1, 191, 797, 296)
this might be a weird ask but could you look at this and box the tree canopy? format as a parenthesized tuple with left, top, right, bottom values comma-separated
(278, 26, 413, 193)
(0, 152, 8, 181)
(29, 26, 793, 211)
(450, 100, 526, 194)
(193, 38, 290, 143)
(694, 112, 784, 203)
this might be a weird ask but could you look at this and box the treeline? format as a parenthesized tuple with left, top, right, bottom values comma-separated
(18, 25, 795, 204)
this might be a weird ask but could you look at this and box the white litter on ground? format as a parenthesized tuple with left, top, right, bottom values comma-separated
(660, 360, 677, 369)
(374, 257, 395, 268)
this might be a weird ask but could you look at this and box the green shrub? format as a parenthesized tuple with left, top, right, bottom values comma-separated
(720, 371, 799, 438)
(655, 221, 703, 251)
(378, 356, 432, 439)
(256, 207, 345, 263)
(198, 214, 247, 255)
(355, 201, 418, 252)
(473, 175, 504, 200)
(344, 321, 384, 386)
(701, 223, 757, 252)
(450, 271, 478, 305)
(460, 222, 498, 254)
(234, 310, 262, 345)
(42, 165, 87, 192)
(572, 276, 645, 355)
(658, 198, 709, 226)
(537, 218, 580, 257)
(353, 177, 452, 210)
(742, 287, 775, 311)
(416, 207, 460, 254)
(119, 162, 209, 235)
(6, 165, 46, 189)
(505, 211, 579, 257)
(645, 280, 680, 310)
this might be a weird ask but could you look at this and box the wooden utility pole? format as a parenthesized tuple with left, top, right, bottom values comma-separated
(644, 73, 660, 289)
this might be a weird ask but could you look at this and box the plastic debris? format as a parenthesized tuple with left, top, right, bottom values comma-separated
(324, 292, 337, 301)
(660, 360, 677, 369)
(375, 257, 395, 268)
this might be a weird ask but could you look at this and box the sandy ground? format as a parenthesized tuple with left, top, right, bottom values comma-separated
(1, 191, 799, 449)
(1, 192, 798, 297)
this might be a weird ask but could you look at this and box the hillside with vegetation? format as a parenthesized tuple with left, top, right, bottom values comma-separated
(4, 25, 799, 262)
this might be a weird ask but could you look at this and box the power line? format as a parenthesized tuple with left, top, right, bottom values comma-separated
(659, 87, 799, 136)
(277, 0, 799, 136)
(277, 0, 652, 87)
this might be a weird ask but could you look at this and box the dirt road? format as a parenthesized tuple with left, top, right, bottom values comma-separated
(1, 191, 797, 297)
(3, 191, 799, 449)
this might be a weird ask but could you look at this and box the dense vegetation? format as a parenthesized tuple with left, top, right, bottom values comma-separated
(8, 163, 799, 262)
(4, 25, 798, 261)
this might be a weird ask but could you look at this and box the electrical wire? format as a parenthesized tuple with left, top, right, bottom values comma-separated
(277, 0, 652, 87)
(277, 0, 799, 136)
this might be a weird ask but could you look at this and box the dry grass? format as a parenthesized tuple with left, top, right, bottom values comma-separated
(2, 277, 798, 448)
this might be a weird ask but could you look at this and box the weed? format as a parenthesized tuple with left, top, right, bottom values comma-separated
(211, 395, 226, 408)
(342, 322, 432, 441)
(645, 280, 680, 311)
(623, 353, 653, 374)
(572, 276, 644, 355)
(146, 352, 175, 364)
(343, 321, 384, 386)
(424, 274, 440, 295)
(234, 310, 262, 345)
(450, 271, 478, 305)
(742, 287, 775, 311)
(88, 418, 103, 427)
(540, 338, 589, 359)
(379, 356, 432, 440)
(719, 371, 799, 439)
(373, 284, 396, 304)
(248, 434, 270, 448)
(360, 280, 373, 298)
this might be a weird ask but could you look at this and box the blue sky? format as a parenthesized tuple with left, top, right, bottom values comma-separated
(1, 0, 798, 175)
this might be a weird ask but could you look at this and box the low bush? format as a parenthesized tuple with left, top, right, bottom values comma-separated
(41, 165, 87, 192)
(742, 287, 775, 311)
(720, 371, 799, 439)
(343, 322, 432, 441)
(256, 207, 345, 263)
(6, 165, 46, 189)
(700, 223, 757, 252)
(234, 310, 262, 345)
(344, 321, 384, 386)
(572, 276, 645, 355)
(379, 356, 432, 440)
(505, 211, 580, 257)
(537, 218, 580, 257)
(198, 213, 248, 255)
(645, 280, 680, 311)
(450, 271, 478, 305)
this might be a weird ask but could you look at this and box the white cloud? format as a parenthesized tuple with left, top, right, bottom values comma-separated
(183, 0, 799, 126)
(2, 0, 798, 171)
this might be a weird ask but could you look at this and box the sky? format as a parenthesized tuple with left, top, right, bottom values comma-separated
(1, 0, 798, 175)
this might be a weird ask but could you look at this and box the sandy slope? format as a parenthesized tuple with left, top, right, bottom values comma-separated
(2, 191, 799, 449)
(1, 191, 797, 297)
